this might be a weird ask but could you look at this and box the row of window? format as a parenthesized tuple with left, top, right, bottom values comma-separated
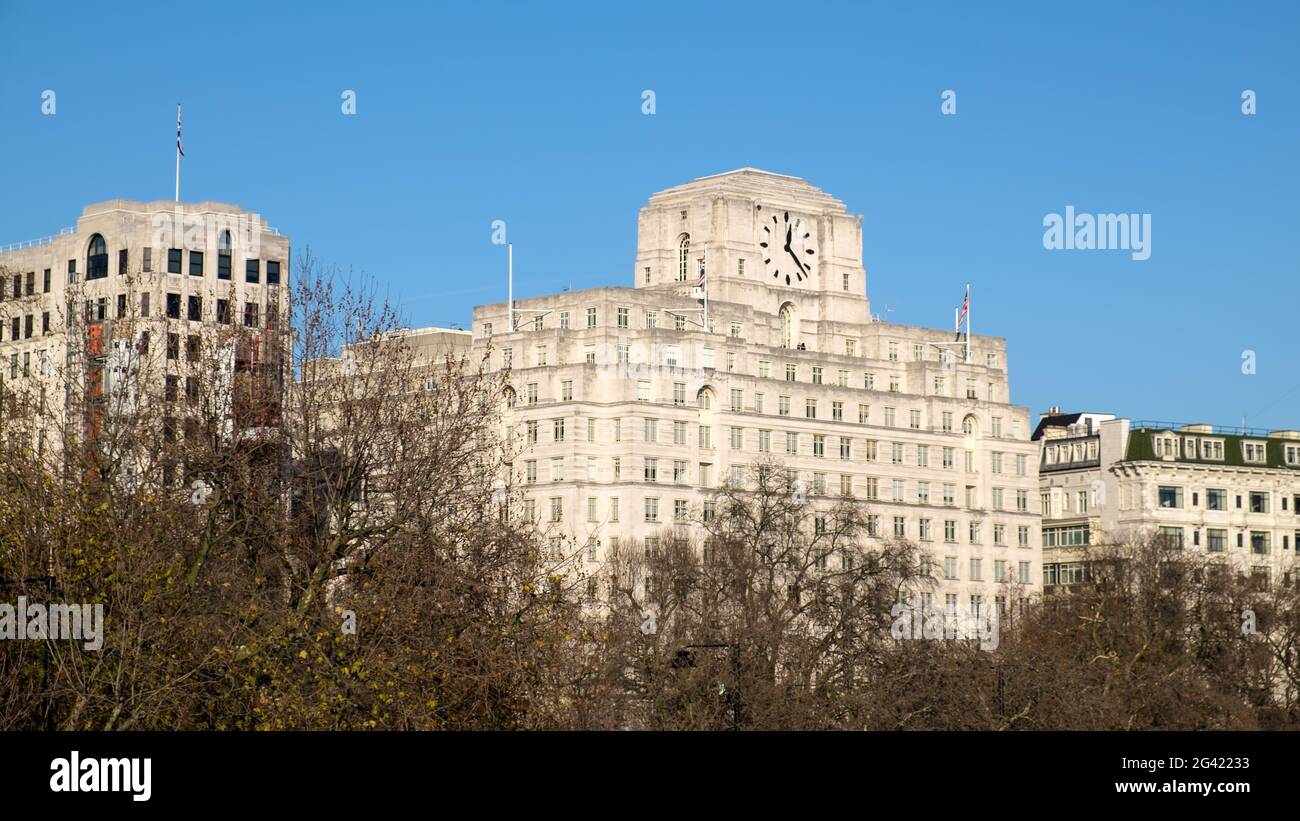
(509, 382, 1009, 439)
(0, 312, 51, 342)
(487, 307, 1002, 372)
(1152, 433, 1300, 467)
(1042, 438, 1100, 466)
(1155, 526, 1297, 554)
(57, 235, 282, 287)
(502, 344, 1001, 402)
(1044, 561, 1288, 590)
(0, 270, 52, 299)
(520, 453, 1027, 507)
(1157, 485, 1300, 515)
(512, 417, 1026, 475)
(525, 494, 1030, 547)
(160, 249, 281, 284)
(6, 349, 49, 379)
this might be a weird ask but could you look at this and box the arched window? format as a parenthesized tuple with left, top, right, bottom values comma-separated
(677, 234, 690, 282)
(503, 386, 517, 409)
(697, 387, 713, 410)
(779, 302, 795, 349)
(86, 234, 108, 280)
(962, 414, 979, 436)
(217, 230, 233, 280)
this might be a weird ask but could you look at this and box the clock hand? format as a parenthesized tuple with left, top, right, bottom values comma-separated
(788, 248, 808, 275)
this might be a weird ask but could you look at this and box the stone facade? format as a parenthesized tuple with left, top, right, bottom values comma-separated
(466, 169, 1041, 610)
(0, 199, 290, 455)
(1036, 412, 1300, 588)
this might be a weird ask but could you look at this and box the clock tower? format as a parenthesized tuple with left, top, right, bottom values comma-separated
(632, 168, 871, 326)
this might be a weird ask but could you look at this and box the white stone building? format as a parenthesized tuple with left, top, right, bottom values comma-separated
(0, 199, 290, 460)
(464, 169, 1042, 610)
(1035, 411, 1300, 589)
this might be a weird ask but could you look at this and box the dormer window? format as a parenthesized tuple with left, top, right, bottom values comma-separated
(1153, 434, 1177, 458)
(1285, 444, 1300, 467)
(1199, 438, 1225, 460)
(1242, 440, 1267, 464)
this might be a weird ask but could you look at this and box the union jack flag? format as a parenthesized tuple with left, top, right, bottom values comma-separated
(177, 105, 184, 157)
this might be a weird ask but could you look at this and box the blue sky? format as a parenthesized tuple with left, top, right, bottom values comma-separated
(2, 1, 1297, 429)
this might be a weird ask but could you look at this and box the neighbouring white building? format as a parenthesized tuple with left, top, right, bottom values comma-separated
(1035, 410, 1300, 589)
(461, 169, 1042, 611)
(0, 199, 290, 462)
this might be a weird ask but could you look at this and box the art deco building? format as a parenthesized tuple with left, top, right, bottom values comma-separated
(1035, 411, 1300, 589)
(461, 169, 1042, 611)
(0, 199, 290, 463)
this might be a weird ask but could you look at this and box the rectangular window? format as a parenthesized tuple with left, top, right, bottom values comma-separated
(1207, 528, 1227, 552)
(1250, 531, 1271, 555)
(1206, 488, 1227, 511)
(246, 258, 260, 283)
(1157, 486, 1184, 509)
(266, 260, 280, 285)
(189, 250, 204, 276)
(1157, 526, 1185, 549)
(167, 248, 183, 274)
(187, 295, 202, 321)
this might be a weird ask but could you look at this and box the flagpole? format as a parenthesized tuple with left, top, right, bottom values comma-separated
(507, 243, 514, 331)
(964, 283, 971, 363)
(702, 246, 709, 333)
(175, 104, 181, 202)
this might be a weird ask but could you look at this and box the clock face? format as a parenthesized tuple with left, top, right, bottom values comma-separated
(757, 206, 817, 285)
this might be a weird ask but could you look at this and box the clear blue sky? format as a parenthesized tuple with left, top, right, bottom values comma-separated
(2, 1, 1297, 429)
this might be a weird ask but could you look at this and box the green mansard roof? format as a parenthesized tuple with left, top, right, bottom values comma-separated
(1125, 424, 1300, 471)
